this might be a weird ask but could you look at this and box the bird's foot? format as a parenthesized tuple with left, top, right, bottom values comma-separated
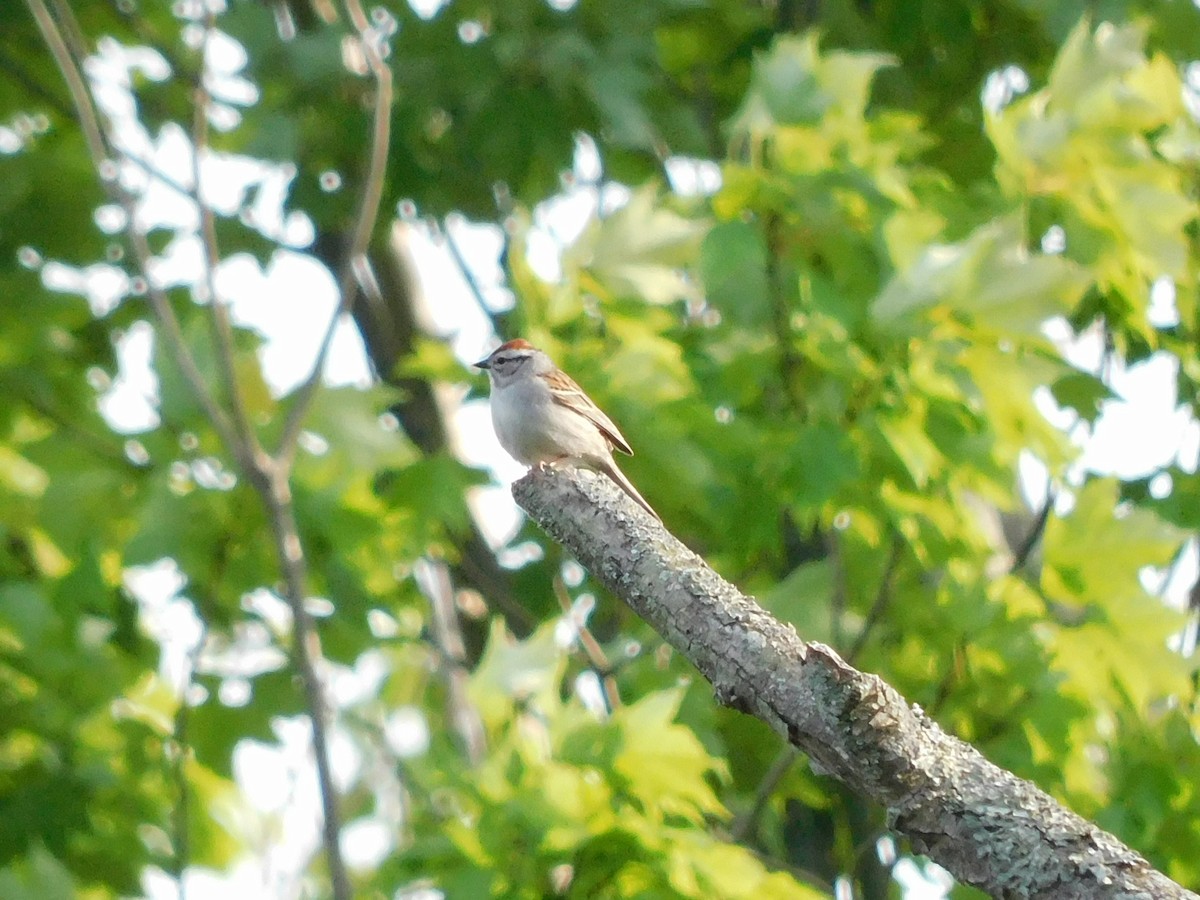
(535, 456, 570, 473)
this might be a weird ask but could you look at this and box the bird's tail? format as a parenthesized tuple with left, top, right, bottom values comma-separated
(598, 458, 660, 521)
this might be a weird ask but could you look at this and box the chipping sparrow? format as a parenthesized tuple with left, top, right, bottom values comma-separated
(475, 339, 659, 520)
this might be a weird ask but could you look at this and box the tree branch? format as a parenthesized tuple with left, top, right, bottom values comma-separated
(26, 0, 245, 467)
(189, 12, 261, 461)
(259, 471, 351, 900)
(418, 558, 486, 765)
(846, 537, 903, 665)
(183, 13, 349, 897)
(169, 625, 208, 900)
(512, 466, 1198, 900)
(729, 744, 797, 843)
(441, 215, 497, 328)
(554, 575, 621, 711)
(29, 5, 351, 894)
(1010, 489, 1055, 575)
(276, 0, 392, 465)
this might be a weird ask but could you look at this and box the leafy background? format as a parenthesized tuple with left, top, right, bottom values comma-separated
(1, 0, 1199, 897)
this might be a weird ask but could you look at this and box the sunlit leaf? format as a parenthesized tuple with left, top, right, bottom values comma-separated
(569, 184, 707, 305)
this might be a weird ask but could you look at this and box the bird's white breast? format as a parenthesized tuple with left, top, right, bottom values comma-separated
(490, 376, 608, 466)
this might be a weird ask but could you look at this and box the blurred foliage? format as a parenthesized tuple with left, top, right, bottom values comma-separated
(2, 0, 1200, 898)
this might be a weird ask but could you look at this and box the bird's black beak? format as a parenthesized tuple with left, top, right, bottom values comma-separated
(474, 356, 491, 370)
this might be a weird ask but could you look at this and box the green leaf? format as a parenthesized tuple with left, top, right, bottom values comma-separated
(730, 32, 894, 140)
(957, 343, 1075, 470)
(111, 672, 180, 737)
(377, 453, 489, 539)
(779, 423, 861, 510)
(1049, 370, 1116, 424)
(874, 215, 1090, 335)
(1042, 478, 1190, 708)
(1043, 478, 1185, 606)
(987, 18, 1195, 337)
(699, 220, 771, 327)
(613, 690, 725, 824)
(468, 621, 565, 729)
(212, 217, 281, 267)
(298, 385, 415, 476)
(568, 184, 707, 305)
(875, 407, 944, 488)
(0, 845, 76, 900)
(124, 478, 272, 618)
(185, 761, 249, 868)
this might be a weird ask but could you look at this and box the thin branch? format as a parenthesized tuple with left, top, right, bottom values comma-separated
(276, 0, 392, 464)
(51, 0, 92, 72)
(260, 474, 352, 900)
(846, 537, 903, 665)
(122, 149, 196, 204)
(420, 559, 487, 765)
(28, 0, 108, 163)
(169, 625, 208, 900)
(29, 5, 348, 896)
(1011, 488, 1055, 574)
(208, 8, 392, 877)
(442, 215, 499, 330)
(553, 576, 621, 711)
(26, 0, 245, 466)
(189, 11, 261, 459)
(185, 26, 348, 888)
(729, 744, 798, 843)
(827, 530, 847, 650)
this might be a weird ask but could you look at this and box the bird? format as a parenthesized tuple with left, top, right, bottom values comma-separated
(474, 339, 660, 521)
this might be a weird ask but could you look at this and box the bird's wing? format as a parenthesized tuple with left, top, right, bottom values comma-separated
(545, 371, 634, 456)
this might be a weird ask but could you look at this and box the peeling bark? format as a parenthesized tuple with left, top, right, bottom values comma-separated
(512, 466, 1198, 900)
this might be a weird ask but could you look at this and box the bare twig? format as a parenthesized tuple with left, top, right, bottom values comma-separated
(419, 559, 487, 765)
(38, 0, 108, 160)
(259, 472, 351, 900)
(169, 625, 208, 900)
(827, 530, 847, 650)
(1010, 489, 1055, 574)
(189, 12, 261, 458)
(441, 215, 499, 329)
(553, 576, 621, 711)
(26, 0, 244, 466)
(51, 0, 91, 71)
(846, 538, 903, 665)
(122, 149, 197, 204)
(182, 15, 347, 895)
(729, 744, 798, 843)
(276, 0, 392, 464)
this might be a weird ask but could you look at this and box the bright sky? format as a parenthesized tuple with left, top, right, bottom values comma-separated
(33, 16, 1200, 900)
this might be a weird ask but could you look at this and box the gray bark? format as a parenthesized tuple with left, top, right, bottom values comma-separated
(512, 466, 1198, 900)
